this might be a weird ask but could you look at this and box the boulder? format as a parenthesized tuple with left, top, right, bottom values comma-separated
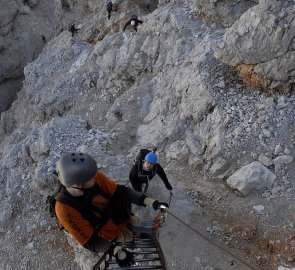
(226, 161, 276, 195)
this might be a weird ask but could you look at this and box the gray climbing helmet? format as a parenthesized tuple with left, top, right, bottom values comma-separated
(56, 152, 98, 187)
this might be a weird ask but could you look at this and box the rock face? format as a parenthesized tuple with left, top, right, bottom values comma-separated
(0, 0, 56, 113)
(1, 0, 295, 269)
(192, 0, 258, 27)
(213, 0, 295, 92)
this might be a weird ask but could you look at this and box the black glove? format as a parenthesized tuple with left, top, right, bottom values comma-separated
(115, 248, 134, 267)
(152, 200, 169, 210)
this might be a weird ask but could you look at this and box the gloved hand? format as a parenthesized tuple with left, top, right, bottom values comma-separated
(152, 200, 169, 210)
(115, 248, 134, 267)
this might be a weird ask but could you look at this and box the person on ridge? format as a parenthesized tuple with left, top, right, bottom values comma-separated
(129, 150, 173, 193)
(123, 16, 143, 32)
(106, 1, 113, 20)
(69, 24, 79, 37)
(54, 152, 168, 268)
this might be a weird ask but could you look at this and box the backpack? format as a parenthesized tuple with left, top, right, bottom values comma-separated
(46, 182, 66, 229)
(134, 147, 158, 164)
(134, 149, 151, 164)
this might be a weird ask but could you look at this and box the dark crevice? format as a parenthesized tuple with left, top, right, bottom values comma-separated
(207, 104, 216, 114)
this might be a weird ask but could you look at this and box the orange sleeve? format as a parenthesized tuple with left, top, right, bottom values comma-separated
(94, 171, 117, 196)
(55, 201, 93, 245)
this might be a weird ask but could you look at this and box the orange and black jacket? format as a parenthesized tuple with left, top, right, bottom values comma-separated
(55, 171, 146, 252)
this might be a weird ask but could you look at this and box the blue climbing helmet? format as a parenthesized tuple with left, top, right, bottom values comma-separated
(144, 152, 157, 164)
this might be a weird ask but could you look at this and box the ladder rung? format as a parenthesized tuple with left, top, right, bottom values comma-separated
(133, 239, 156, 243)
(132, 251, 159, 255)
(122, 244, 157, 248)
(106, 253, 160, 265)
(133, 238, 156, 242)
(107, 257, 161, 264)
(109, 266, 164, 270)
(134, 236, 156, 240)
(134, 257, 161, 262)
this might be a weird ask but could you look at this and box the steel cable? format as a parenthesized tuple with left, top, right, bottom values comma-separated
(164, 208, 257, 270)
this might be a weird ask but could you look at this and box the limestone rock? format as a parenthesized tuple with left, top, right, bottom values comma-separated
(0, 0, 57, 113)
(258, 154, 272, 167)
(213, 0, 295, 92)
(226, 161, 276, 195)
(273, 155, 294, 170)
(192, 0, 257, 27)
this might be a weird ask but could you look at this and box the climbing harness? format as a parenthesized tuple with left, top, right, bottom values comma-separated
(92, 207, 168, 270)
(143, 176, 149, 194)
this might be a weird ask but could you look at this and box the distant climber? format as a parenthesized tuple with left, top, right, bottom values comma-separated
(41, 35, 46, 44)
(129, 149, 173, 193)
(69, 24, 79, 37)
(107, 1, 113, 20)
(123, 16, 143, 32)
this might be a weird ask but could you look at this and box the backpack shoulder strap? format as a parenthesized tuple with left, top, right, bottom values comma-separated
(137, 161, 144, 176)
(55, 192, 85, 213)
(46, 182, 63, 218)
(55, 188, 109, 229)
(153, 163, 157, 174)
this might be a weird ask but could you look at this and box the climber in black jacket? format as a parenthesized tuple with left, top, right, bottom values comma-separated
(69, 24, 79, 37)
(107, 1, 113, 19)
(129, 151, 172, 193)
(123, 16, 143, 32)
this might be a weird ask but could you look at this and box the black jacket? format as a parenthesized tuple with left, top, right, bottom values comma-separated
(123, 18, 143, 31)
(129, 162, 172, 190)
(107, 2, 113, 13)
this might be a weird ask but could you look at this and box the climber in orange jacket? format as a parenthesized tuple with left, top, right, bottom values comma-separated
(55, 152, 168, 267)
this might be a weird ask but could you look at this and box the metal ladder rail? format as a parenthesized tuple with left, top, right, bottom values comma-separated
(92, 213, 167, 270)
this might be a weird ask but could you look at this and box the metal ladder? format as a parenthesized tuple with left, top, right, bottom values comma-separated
(92, 213, 167, 270)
